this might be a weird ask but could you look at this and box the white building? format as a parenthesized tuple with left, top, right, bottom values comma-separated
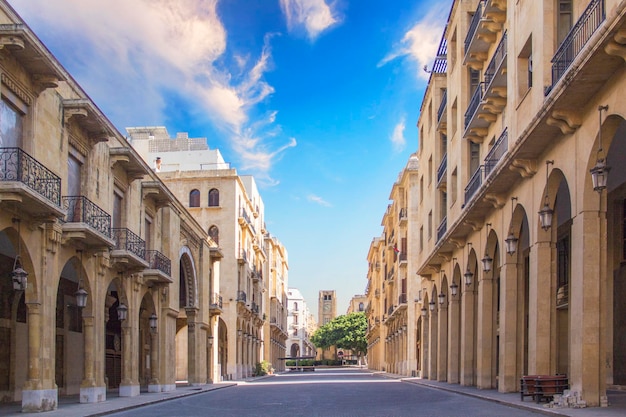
(286, 288, 316, 358)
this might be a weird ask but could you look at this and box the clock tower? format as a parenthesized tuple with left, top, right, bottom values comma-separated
(318, 290, 337, 325)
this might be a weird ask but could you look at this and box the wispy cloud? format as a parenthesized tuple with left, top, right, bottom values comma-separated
(279, 0, 340, 40)
(390, 117, 406, 152)
(9, 0, 294, 183)
(307, 194, 332, 207)
(379, 4, 449, 81)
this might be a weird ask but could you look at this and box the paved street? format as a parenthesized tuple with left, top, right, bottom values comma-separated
(108, 369, 545, 417)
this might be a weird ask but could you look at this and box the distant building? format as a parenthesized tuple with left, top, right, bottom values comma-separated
(318, 290, 336, 325)
(346, 294, 367, 315)
(286, 288, 316, 358)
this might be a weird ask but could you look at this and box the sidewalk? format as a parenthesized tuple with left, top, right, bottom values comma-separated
(0, 383, 238, 417)
(384, 373, 626, 417)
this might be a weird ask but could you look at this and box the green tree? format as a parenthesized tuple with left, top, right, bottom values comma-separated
(311, 312, 368, 362)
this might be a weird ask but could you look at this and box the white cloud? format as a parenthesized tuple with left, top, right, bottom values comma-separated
(379, 4, 450, 81)
(279, 0, 339, 40)
(307, 194, 332, 207)
(391, 117, 406, 152)
(8, 0, 294, 183)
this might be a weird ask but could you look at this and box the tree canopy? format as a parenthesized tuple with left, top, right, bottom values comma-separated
(311, 312, 368, 358)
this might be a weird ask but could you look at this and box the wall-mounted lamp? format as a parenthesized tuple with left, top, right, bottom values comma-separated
(450, 281, 459, 296)
(429, 299, 436, 311)
(505, 197, 519, 255)
(590, 105, 610, 192)
(149, 313, 158, 332)
(75, 250, 88, 308)
(482, 224, 493, 272)
(438, 292, 446, 305)
(10, 218, 28, 292)
(539, 160, 555, 230)
(421, 306, 427, 317)
(208, 336, 214, 346)
(117, 303, 128, 321)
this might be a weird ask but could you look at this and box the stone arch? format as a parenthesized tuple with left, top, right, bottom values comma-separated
(290, 343, 300, 358)
(104, 276, 125, 390)
(138, 291, 158, 387)
(178, 246, 198, 308)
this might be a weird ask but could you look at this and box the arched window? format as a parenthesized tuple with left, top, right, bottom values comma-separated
(189, 189, 200, 207)
(359, 302, 365, 311)
(293, 302, 299, 311)
(208, 188, 219, 207)
(208, 225, 219, 244)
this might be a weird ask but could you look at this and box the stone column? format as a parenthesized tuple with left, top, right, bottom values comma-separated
(148, 330, 160, 392)
(448, 294, 460, 384)
(80, 316, 105, 403)
(569, 210, 605, 406)
(460, 286, 476, 386)
(437, 302, 448, 381)
(421, 315, 429, 379)
(528, 238, 553, 375)
(119, 322, 139, 396)
(477, 273, 494, 389)
(499, 259, 519, 392)
(22, 302, 58, 412)
(186, 308, 200, 385)
(428, 308, 438, 380)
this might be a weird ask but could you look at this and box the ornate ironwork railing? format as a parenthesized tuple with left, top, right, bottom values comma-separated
(484, 31, 507, 88)
(465, 82, 485, 129)
(0, 147, 61, 206)
(548, 0, 605, 94)
(211, 293, 223, 309)
(236, 290, 247, 303)
(484, 129, 508, 177)
(465, 166, 484, 204)
(111, 228, 145, 260)
(251, 302, 260, 314)
(437, 89, 448, 122)
(145, 250, 171, 276)
(437, 153, 447, 184)
(437, 216, 447, 242)
(464, 0, 486, 54)
(63, 195, 111, 237)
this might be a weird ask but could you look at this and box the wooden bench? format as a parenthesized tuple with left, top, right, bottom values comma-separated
(520, 375, 568, 403)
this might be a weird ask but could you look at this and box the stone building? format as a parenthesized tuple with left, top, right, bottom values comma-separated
(263, 234, 289, 372)
(365, 154, 420, 375)
(127, 127, 289, 379)
(368, 0, 626, 408)
(286, 288, 316, 358)
(346, 294, 367, 314)
(0, 1, 221, 412)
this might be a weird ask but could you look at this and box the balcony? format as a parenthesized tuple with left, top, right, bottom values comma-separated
(238, 208, 256, 234)
(374, 289, 380, 298)
(210, 293, 223, 315)
(143, 250, 172, 283)
(437, 153, 447, 189)
(464, 83, 495, 142)
(484, 32, 507, 98)
(0, 147, 64, 218)
(250, 302, 260, 315)
(464, 166, 484, 205)
(484, 128, 508, 177)
(398, 207, 408, 226)
(547, 0, 605, 95)
(236, 290, 247, 303)
(437, 216, 447, 242)
(398, 252, 407, 264)
(237, 249, 248, 264)
(387, 266, 395, 282)
(110, 228, 148, 270)
(437, 89, 447, 130)
(62, 195, 114, 249)
(464, 0, 505, 68)
(252, 266, 263, 282)
(398, 293, 407, 305)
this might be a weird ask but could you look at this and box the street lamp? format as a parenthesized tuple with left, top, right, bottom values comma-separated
(75, 250, 88, 308)
(590, 105, 610, 192)
(450, 281, 459, 296)
(117, 303, 128, 321)
(539, 161, 554, 231)
(10, 218, 28, 291)
(149, 313, 158, 332)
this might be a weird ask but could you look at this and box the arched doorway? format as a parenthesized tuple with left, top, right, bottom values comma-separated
(104, 279, 124, 389)
(218, 319, 228, 381)
(175, 248, 197, 384)
(138, 293, 157, 387)
(290, 343, 300, 358)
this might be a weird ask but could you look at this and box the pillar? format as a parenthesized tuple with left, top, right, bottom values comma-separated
(499, 259, 519, 392)
(477, 273, 494, 389)
(437, 302, 448, 381)
(119, 322, 139, 396)
(528, 239, 553, 375)
(80, 316, 106, 403)
(460, 287, 476, 386)
(428, 308, 438, 380)
(186, 308, 201, 385)
(148, 330, 160, 392)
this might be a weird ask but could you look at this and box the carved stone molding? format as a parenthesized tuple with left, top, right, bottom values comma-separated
(1, 73, 32, 106)
(510, 158, 538, 178)
(484, 192, 506, 209)
(546, 109, 581, 134)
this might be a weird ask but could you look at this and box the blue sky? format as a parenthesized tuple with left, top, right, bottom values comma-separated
(8, 0, 452, 317)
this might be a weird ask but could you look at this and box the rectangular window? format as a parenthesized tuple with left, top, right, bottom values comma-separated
(67, 153, 82, 197)
(113, 190, 123, 229)
(557, 0, 573, 46)
(144, 214, 153, 249)
(419, 226, 424, 252)
(428, 156, 433, 185)
(428, 211, 432, 240)
(0, 98, 23, 147)
(518, 36, 533, 98)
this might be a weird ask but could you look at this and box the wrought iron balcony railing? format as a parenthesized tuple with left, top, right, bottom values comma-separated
(211, 293, 223, 309)
(464, 0, 486, 54)
(0, 147, 61, 206)
(399, 207, 407, 222)
(484, 31, 507, 88)
(236, 290, 247, 303)
(111, 228, 145, 260)
(145, 250, 171, 276)
(464, 82, 485, 129)
(548, 0, 605, 94)
(63, 195, 111, 238)
(251, 302, 260, 314)
(437, 89, 447, 123)
(464, 166, 484, 205)
(437, 153, 447, 185)
(437, 216, 447, 242)
(399, 252, 407, 263)
(484, 128, 508, 177)
(398, 293, 407, 305)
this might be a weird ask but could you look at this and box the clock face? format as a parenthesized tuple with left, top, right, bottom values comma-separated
(323, 303, 330, 311)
